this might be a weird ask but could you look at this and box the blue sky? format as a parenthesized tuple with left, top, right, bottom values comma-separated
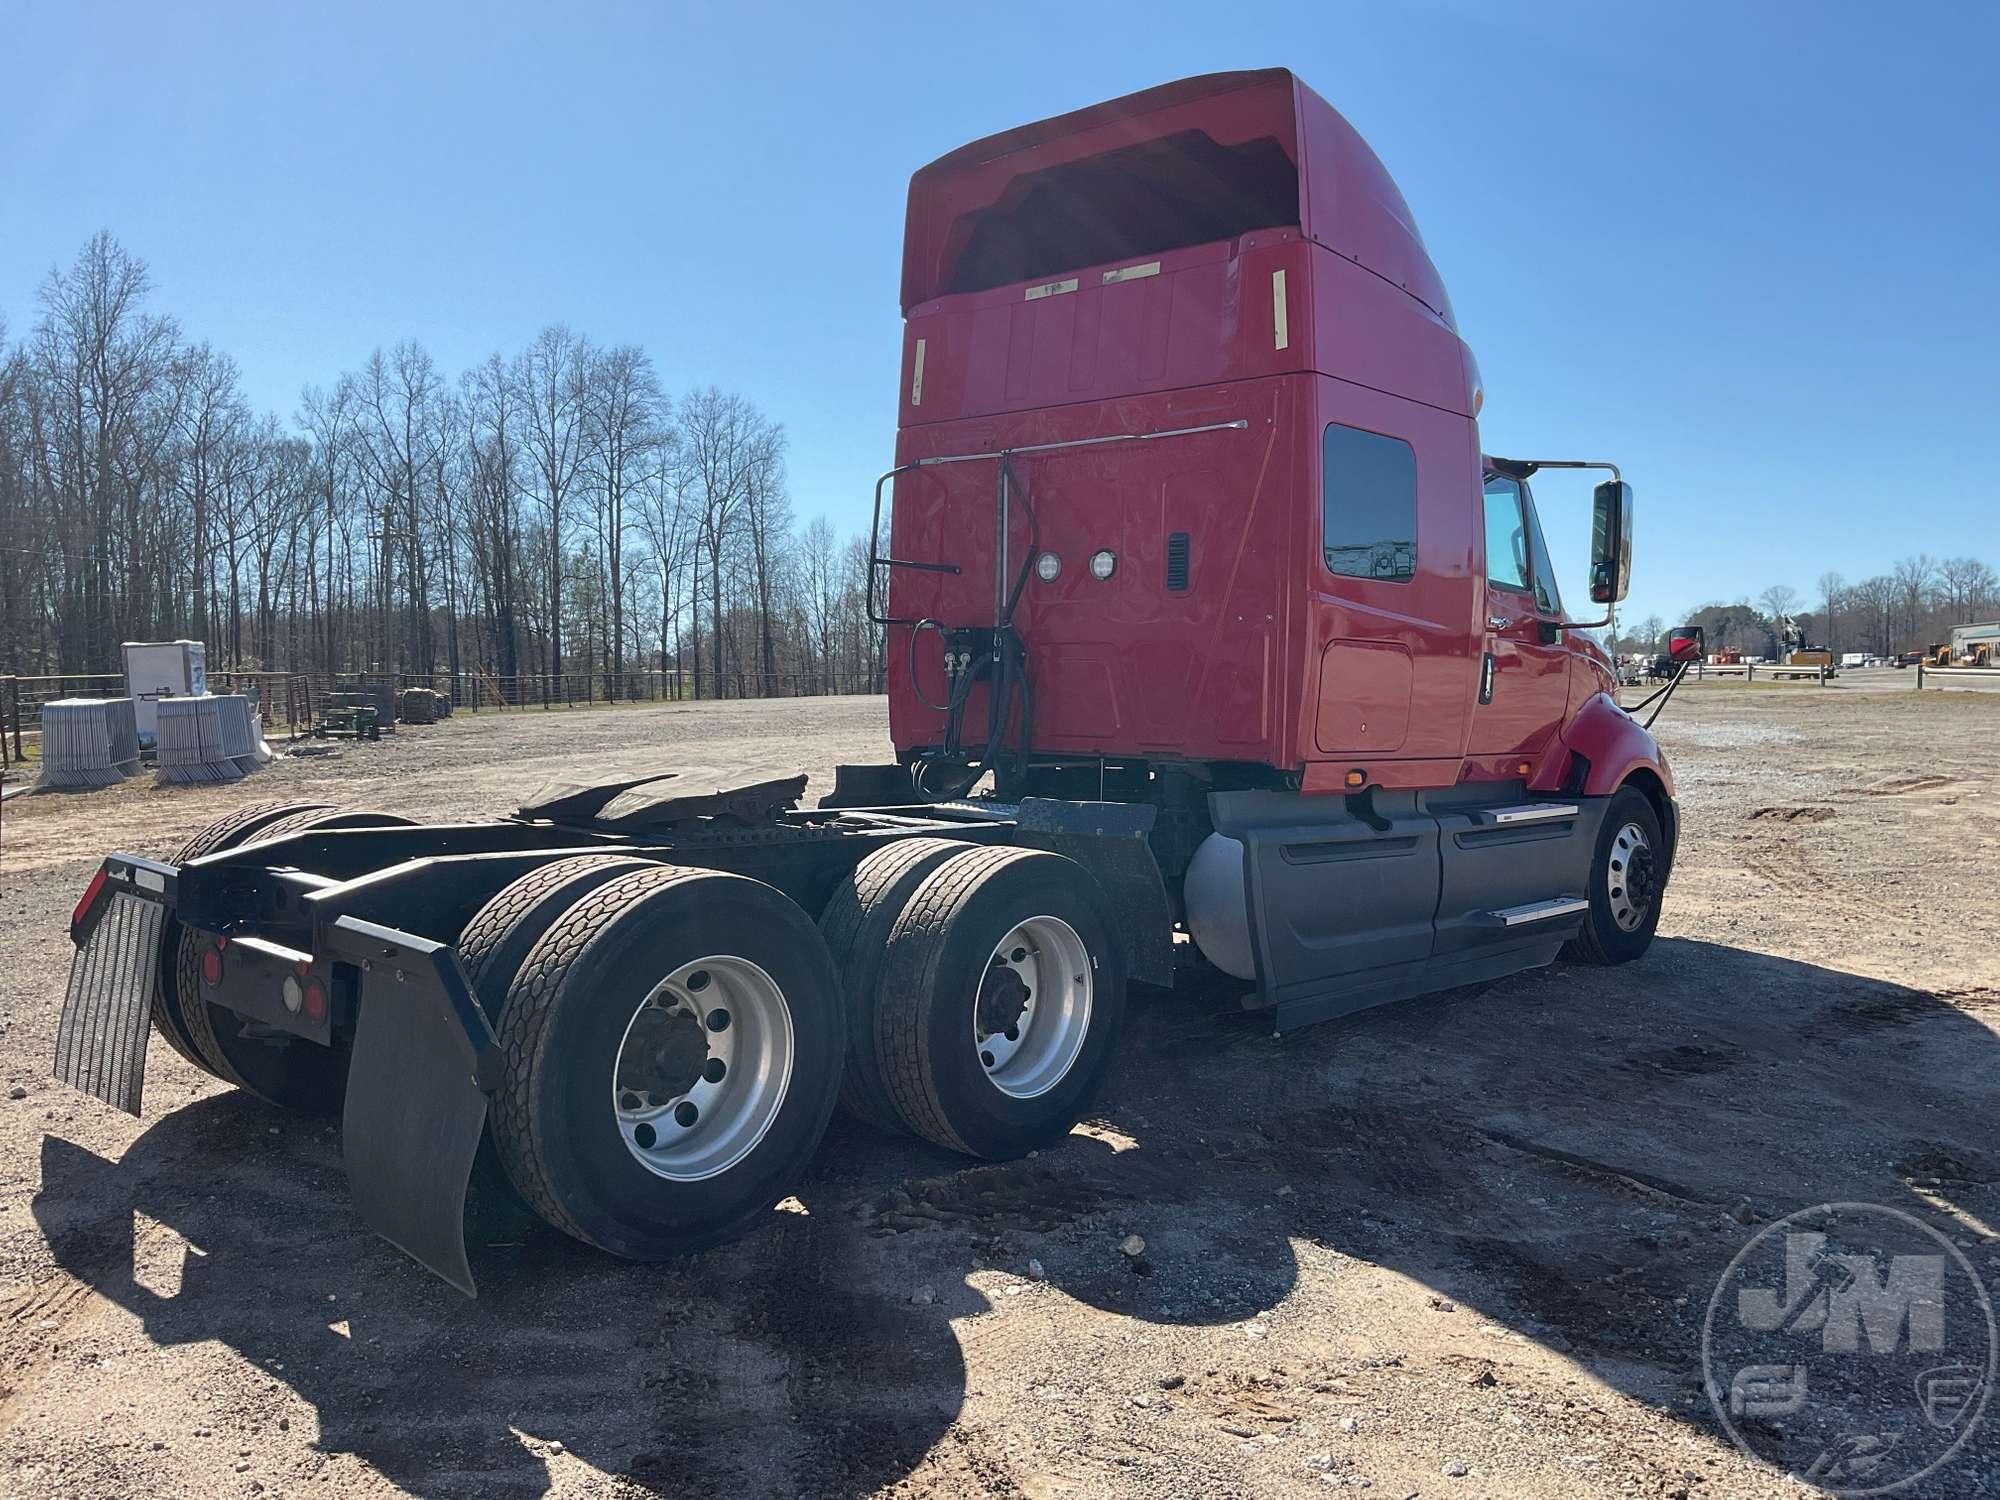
(3, 1, 1994, 629)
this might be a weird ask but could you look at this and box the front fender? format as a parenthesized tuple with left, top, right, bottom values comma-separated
(1557, 692, 1677, 863)
(1560, 692, 1674, 799)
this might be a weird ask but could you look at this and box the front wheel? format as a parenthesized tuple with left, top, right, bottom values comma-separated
(1563, 786, 1668, 965)
(489, 866, 844, 1259)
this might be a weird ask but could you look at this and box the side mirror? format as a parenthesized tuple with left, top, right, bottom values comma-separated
(1588, 480, 1633, 604)
(1668, 626, 1705, 663)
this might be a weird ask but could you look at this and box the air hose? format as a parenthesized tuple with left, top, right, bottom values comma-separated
(912, 457, 1038, 800)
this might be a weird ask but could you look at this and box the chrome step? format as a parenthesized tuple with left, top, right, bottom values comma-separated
(1480, 802, 1580, 826)
(1485, 896, 1589, 927)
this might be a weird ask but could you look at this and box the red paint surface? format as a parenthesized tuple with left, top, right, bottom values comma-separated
(886, 69, 1670, 799)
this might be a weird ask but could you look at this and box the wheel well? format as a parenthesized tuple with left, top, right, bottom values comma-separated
(1620, 768, 1675, 865)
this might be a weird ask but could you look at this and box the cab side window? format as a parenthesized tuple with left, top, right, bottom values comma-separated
(1522, 485, 1563, 615)
(1323, 422, 1416, 582)
(1482, 475, 1531, 592)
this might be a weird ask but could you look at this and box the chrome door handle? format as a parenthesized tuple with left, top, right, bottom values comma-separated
(1486, 615, 1510, 631)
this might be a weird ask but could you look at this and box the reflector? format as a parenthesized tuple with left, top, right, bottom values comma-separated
(71, 869, 108, 931)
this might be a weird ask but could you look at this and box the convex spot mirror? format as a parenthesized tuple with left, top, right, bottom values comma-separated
(1589, 480, 1633, 604)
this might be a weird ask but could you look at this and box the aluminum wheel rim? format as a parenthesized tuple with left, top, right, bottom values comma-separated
(611, 955, 793, 1182)
(1607, 821, 1656, 932)
(974, 915, 1093, 1100)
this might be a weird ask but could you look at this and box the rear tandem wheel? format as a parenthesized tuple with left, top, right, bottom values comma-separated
(173, 805, 413, 1112)
(489, 866, 845, 1259)
(152, 801, 337, 1078)
(818, 835, 985, 1134)
(874, 846, 1126, 1158)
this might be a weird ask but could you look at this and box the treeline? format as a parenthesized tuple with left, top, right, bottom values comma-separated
(1613, 556, 2000, 660)
(0, 233, 885, 696)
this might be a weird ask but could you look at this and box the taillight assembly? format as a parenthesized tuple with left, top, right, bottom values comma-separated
(71, 869, 108, 931)
(302, 977, 328, 1024)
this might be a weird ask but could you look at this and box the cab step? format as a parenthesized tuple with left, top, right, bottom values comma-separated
(1475, 802, 1580, 826)
(1479, 896, 1589, 927)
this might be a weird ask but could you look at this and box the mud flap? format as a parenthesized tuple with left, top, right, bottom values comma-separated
(54, 889, 166, 1116)
(1014, 798, 1176, 986)
(332, 917, 496, 1296)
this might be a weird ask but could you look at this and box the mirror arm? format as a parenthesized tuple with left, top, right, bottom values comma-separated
(1485, 457, 1622, 483)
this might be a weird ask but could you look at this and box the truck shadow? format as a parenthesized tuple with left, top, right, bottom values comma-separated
(32, 936, 1999, 1496)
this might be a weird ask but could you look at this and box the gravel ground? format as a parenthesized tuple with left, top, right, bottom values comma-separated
(0, 687, 1994, 1499)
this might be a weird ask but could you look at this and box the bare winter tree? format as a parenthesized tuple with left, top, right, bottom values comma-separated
(517, 325, 590, 681)
(582, 344, 664, 697)
(741, 423, 791, 693)
(1816, 571, 1846, 654)
(32, 233, 180, 668)
(676, 386, 764, 695)
(1757, 584, 1801, 631)
(1938, 556, 1996, 625)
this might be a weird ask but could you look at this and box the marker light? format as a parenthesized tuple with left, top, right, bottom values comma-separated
(1035, 552, 1061, 582)
(200, 946, 224, 987)
(1089, 549, 1117, 580)
(302, 978, 328, 1024)
(282, 975, 304, 1014)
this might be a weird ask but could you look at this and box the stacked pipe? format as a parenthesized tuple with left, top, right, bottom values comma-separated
(214, 694, 274, 772)
(37, 698, 142, 790)
(154, 697, 244, 785)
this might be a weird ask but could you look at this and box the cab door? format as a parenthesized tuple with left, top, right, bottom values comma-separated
(1467, 473, 1570, 757)
(1307, 386, 1479, 770)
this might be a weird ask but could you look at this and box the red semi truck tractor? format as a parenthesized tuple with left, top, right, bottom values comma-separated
(53, 70, 1674, 1293)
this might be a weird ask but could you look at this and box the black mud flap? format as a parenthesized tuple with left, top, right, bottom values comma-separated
(54, 887, 168, 1116)
(1014, 798, 1176, 987)
(331, 917, 497, 1297)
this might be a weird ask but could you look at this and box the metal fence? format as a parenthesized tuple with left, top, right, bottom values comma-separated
(407, 670, 882, 709)
(0, 668, 886, 768)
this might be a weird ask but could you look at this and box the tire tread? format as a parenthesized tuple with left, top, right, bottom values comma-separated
(874, 845, 1052, 1154)
(819, 837, 981, 1131)
(459, 854, 652, 1013)
(490, 864, 716, 1247)
(157, 801, 333, 1081)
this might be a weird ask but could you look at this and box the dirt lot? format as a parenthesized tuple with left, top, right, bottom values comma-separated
(0, 686, 1994, 1499)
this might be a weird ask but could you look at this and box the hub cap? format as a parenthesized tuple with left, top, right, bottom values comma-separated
(974, 916, 1094, 1100)
(1607, 821, 1657, 932)
(611, 955, 793, 1181)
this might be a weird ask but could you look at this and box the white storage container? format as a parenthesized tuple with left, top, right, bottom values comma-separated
(122, 640, 208, 745)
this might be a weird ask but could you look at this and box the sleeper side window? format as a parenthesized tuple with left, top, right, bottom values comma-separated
(1322, 422, 1417, 582)
(1482, 475, 1532, 593)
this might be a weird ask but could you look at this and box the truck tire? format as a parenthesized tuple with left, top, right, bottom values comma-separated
(177, 807, 411, 1113)
(154, 801, 335, 1079)
(818, 836, 983, 1133)
(490, 866, 844, 1260)
(875, 846, 1125, 1158)
(458, 855, 653, 1017)
(1562, 785, 1667, 966)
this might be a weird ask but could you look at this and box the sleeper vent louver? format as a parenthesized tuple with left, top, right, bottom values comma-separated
(1166, 531, 1190, 591)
